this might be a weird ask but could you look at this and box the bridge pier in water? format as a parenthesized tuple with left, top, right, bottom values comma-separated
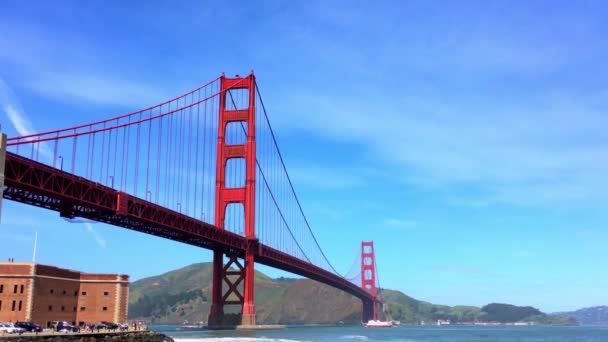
(361, 241, 378, 322)
(362, 298, 375, 322)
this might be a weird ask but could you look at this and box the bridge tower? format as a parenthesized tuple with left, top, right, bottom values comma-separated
(361, 241, 378, 322)
(208, 73, 258, 327)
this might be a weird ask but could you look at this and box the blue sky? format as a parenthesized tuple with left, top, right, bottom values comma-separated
(1, 0, 607, 312)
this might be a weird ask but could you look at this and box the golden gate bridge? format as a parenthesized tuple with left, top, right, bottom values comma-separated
(0, 73, 382, 327)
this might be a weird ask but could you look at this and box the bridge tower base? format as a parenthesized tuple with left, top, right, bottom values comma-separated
(241, 240, 256, 326)
(207, 250, 226, 327)
(362, 298, 375, 323)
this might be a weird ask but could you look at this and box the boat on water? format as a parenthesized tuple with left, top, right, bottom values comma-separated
(179, 321, 207, 331)
(364, 320, 393, 328)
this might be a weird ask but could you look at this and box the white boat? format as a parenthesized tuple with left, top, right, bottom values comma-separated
(364, 320, 393, 328)
(180, 321, 207, 331)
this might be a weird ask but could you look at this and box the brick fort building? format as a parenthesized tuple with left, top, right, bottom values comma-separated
(0, 261, 129, 327)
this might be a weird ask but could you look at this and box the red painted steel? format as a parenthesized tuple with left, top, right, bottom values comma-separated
(3, 151, 373, 317)
(2, 152, 247, 250)
(361, 241, 378, 320)
(210, 74, 257, 326)
(2, 152, 371, 302)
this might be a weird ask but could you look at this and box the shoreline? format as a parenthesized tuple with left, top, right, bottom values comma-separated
(0, 330, 174, 341)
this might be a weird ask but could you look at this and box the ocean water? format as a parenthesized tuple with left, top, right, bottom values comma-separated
(151, 324, 608, 342)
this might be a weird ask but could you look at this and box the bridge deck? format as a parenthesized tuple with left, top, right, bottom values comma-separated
(2, 151, 373, 303)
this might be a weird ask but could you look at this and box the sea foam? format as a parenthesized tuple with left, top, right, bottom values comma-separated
(339, 335, 369, 341)
(174, 338, 306, 342)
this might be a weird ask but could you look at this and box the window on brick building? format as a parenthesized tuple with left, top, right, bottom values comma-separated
(73, 307, 76, 312)
(81, 291, 87, 296)
(102, 307, 108, 311)
(1, 284, 4, 293)
(12, 300, 16, 311)
(18, 300, 22, 311)
(62, 290, 66, 295)
(14, 284, 18, 293)
(0, 300, 2, 311)
(61, 305, 65, 311)
(80, 307, 86, 311)
(74, 290, 78, 296)
(103, 291, 109, 296)
(48, 305, 53, 311)
(50, 289, 54, 294)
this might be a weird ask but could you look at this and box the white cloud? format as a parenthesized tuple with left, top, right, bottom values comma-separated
(0, 78, 33, 134)
(0, 232, 34, 243)
(4, 104, 34, 136)
(289, 165, 364, 189)
(512, 250, 534, 258)
(432, 266, 497, 277)
(385, 218, 417, 229)
(271, 88, 608, 208)
(0, 20, 169, 108)
(255, 5, 608, 209)
(23, 70, 167, 108)
(83, 223, 106, 248)
(0, 77, 52, 160)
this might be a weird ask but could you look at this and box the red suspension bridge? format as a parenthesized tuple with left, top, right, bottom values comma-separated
(0, 73, 382, 327)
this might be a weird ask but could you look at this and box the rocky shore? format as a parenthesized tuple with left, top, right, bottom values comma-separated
(0, 331, 173, 342)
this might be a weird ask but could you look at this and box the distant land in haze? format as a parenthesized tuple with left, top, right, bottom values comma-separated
(554, 306, 608, 326)
(127, 262, 577, 325)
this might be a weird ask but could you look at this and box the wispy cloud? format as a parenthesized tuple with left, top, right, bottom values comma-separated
(0, 19, 168, 108)
(0, 76, 52, 159)
(512, 250, 535, 258)
(83, 223, 106, 248)
(290, 164, 364, 189)
(0, 232, 35, 243)
(385, 218, 417, 229)
(273, 88, 608, 208)
(23, 70, 168, 108)
(0, 77, 35, 135)
(256, 4, 608, 209)
(432, 266, 497, 278)
(305, 203, 346, 223)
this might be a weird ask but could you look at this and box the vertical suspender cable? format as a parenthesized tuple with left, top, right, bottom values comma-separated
(146, 110, 153, 201)
(194, 90, 201, 219)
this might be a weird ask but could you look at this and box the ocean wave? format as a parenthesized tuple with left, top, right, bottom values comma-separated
(339, 336, 369, 341)
(174, 338, 306, 342)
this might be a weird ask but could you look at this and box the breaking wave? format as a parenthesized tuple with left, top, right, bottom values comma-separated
(174, 338, 307, 342)
(339, 335, 369, 341)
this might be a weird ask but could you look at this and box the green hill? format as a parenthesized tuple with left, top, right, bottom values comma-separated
(380, 288, 483, 323)
(128, 262, 279, 323)
(556, 306, 608, 325)
(128, 262, 577, 325)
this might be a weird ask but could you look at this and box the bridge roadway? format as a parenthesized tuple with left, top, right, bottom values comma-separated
(2, 151, 374, 304)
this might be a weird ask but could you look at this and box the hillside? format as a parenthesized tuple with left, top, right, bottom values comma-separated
(128, 262, 278, 323)
(380, 296, 575, 325)
(128, 262, 576, 325)
(556, 306, 608, 325)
